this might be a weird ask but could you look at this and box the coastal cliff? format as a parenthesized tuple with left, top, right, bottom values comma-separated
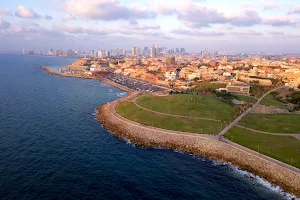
(97, 97, 300, 198)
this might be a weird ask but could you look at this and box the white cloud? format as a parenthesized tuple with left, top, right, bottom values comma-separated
(241, 1, 279, 10)
(288, 7, 300, 15)
(171, 29, 225, 36)
(0, 8, 12, 16)
(62, 13, 76, 20)
(65, 0, 156, 20)
(230, 29, 263, 36)
(263, 16, 299, 26)
(52, 23, 83, 33)
(15, 5, 40, 18)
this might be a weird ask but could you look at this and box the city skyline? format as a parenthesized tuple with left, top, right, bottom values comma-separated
(1, 0, 300, 53)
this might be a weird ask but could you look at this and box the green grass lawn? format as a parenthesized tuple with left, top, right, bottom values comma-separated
(225, 126, 300, 169)
(117, 101, 222, 135)
(136, 94, 236, 121)
(261, 94, 287, 109)
(234, 95, 257, 103)
(239, 114, 300, 133)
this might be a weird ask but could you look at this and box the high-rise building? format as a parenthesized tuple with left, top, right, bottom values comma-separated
(55, 49, 60, 56)
(132, 47, 136, 56)
(67, 49, 74, 58)
(151, 44, 157, 58)
(142, 47, 148, 56)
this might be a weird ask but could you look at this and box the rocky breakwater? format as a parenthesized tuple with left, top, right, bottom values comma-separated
(41, 66, 97, 80)
(97, 94, 300, 198)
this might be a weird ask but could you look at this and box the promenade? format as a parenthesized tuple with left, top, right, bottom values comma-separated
(98, 92, 300, 197)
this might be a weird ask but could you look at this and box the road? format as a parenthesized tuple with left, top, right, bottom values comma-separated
(217, 86, 286, 139)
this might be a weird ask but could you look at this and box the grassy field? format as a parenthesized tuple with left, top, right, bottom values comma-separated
(225, 127, 300, 169)
(239, 114, 300, 133)
(117, 101, 221, 135)
(136, 94, 236, 121)
(234, 95, 257, 103)
(261, 94, 287, 109)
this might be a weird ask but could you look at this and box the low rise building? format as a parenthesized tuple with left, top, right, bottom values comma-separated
(217, 83, 250, 95)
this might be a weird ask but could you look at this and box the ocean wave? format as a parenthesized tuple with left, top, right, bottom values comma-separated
(116, 92, 128, 97)
(119, 137, 298, 199)
(124, 139, 136, 148)
(230, 165, 299, 200)
(92, 109, 99, 120)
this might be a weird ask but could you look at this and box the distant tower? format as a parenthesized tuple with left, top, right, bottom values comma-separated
(132, 47, 137, 56)
(22, 48, 25, 55)
(151, 44, 157, 58)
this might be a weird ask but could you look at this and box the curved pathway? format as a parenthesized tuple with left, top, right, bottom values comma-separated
(236, 125, 300, 140)
(217, 86, 286, 139)
(132, 93, 300, 140)
(132, 97, 221, 122)
(220, 137, 300, 174)
(108, 92, 300, 174)
(108, 92, 217, 139)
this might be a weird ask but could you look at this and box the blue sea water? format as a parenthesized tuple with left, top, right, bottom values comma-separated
(0, 54, 289, 199)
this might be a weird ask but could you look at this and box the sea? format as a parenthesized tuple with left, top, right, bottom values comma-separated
(0, 54, 295, 200)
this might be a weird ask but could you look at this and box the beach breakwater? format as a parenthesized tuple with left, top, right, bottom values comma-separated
(41, 66, 300, 197)
(41, 66, 133, 92)
(98, 95, 300, 198)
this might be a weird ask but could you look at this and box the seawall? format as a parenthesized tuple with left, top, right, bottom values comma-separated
(41, 66, 133, 93)
(97, 96, 300, 198)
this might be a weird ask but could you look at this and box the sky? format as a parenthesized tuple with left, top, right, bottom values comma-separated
(0, 0, 300, 53)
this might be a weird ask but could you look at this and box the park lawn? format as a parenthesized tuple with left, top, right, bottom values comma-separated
(239, 114, 300, 134)
(261, 94, 287, 109)
(234, 95, 256, 103)
(136, 94, 236, 121)
(226, 126, 300, 169)
(117, 101, 221, 135)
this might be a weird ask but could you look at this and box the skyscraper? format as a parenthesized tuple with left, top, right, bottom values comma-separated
(132, 47, 137, 56)
(151, 44, 157, 58)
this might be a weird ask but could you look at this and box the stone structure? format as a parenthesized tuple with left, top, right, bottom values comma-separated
(98, 95, 300, 197)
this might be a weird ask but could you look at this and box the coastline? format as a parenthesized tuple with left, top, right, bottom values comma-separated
(41, 65, 300, 198)
(41, 66, 133, 93)
(97, 94, 300, 198)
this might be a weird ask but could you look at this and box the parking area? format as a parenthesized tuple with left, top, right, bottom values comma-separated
(107, 75, 166, 92)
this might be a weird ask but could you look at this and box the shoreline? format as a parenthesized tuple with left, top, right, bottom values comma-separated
(97, 94, 300, 198)
(41, 66, 133, 93)
(41, 65, 300, 198)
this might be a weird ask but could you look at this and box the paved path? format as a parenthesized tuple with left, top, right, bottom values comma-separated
(131, 98, 221, 122)
(109, 92, 217, 140)
(108, 91, 300, 174)
(217, 86, 286, 139)
(220, 137, 300, 174)
(236, 125, 300, 140)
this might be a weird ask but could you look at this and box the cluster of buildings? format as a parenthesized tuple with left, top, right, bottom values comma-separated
(22, 44, 187, 59)
(25, 44, 300, 93)
(59, 53, 300, 93)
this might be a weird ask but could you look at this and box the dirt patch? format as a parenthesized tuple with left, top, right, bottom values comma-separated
(251, 104, 290, 114)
